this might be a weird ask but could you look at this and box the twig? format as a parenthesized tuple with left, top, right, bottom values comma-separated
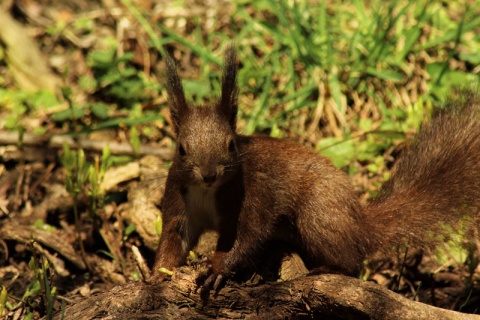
(131, 245, 150, 280)
(0, 131, 173, 160)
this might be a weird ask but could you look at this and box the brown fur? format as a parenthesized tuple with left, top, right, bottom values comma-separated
(368, 92, 480, 252)
(152, 47, 480, 285)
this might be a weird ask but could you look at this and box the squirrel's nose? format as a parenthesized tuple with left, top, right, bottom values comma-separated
(203, 174, 217, 184)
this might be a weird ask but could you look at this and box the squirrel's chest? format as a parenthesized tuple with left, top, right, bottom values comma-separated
(184, 186, 219, 228)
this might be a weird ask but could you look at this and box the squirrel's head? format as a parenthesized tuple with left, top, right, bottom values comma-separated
(164, 46, 239, 189)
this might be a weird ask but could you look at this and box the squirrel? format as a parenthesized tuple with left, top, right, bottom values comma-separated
(151, 46, 480, 290)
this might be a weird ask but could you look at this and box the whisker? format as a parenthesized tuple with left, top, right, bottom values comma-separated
(141, 174, 169, 182)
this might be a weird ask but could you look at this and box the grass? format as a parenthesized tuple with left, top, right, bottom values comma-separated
(3, 1, 480, 158)
(121, 0, 480, 172)
(131, 0, 479, 183)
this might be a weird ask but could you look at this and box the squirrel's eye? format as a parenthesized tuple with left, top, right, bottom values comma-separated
(228, 139, 236, 153)
(178, 144, 186, 157)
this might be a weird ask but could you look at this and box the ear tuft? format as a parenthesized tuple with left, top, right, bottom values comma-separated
(164, 53, 188, 134)
(219, 44, 239, 130)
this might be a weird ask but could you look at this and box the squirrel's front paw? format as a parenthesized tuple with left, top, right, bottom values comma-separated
(196, 267, 226, 292)
(196, 252, 230, 293)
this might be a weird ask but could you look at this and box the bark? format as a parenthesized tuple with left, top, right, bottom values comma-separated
(55, 267, 479, 320)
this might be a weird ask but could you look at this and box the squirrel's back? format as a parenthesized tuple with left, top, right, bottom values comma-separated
(367, 91, 480, 253)
(233, 134, 371, 275)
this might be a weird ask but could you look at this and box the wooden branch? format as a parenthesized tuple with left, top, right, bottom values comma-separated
(0, 131, 173, 160)
(55, 267, 479, 320)
(0, 222, 86, 270)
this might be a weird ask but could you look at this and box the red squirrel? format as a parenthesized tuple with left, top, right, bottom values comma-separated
(151, 46, 480, 289)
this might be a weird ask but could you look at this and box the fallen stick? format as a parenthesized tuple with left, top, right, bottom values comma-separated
(53, 267, 479, 320)
(0, 131, 173, 159)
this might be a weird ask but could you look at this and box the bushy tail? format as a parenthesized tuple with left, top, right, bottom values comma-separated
(367, 90, 480, 254)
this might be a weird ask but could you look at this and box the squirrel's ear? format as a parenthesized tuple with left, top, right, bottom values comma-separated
(164, 53, 188, 134)
(219, 44, 239, 130)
